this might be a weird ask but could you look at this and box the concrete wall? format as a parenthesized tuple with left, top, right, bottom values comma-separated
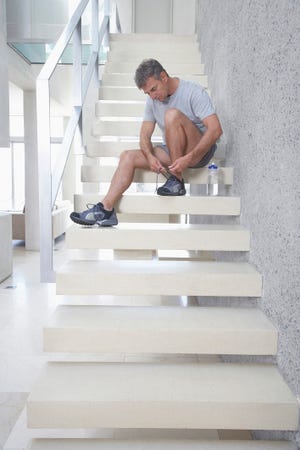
(197, 0, 300, 444)
(0, 0, 9, 147)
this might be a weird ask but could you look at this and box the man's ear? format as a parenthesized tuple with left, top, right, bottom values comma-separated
(160, 71, 168, 82)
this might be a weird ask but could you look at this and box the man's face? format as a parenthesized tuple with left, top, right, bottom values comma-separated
(142, 73, 169, 101)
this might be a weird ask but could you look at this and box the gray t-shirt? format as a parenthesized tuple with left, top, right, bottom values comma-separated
(143, 79, 215, 143)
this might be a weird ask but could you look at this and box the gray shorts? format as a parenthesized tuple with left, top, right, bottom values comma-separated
(157, 143, 217, 168)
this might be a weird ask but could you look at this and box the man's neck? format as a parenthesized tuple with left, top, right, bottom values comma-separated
(167, 77, 180, 96)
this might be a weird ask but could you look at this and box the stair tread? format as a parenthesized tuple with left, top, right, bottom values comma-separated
(27, 362, 298, 430)
(66, 223, 249, 251)
(56, 260, 262, 297)
(29, 438, 297, 450)
(44, 305, 277, 355)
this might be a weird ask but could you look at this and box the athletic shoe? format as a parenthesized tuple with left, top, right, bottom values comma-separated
(70, 202, 118, 226)
(157, 175, 186, 196)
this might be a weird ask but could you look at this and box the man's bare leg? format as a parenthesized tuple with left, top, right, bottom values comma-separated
(101, 147, 170, 210)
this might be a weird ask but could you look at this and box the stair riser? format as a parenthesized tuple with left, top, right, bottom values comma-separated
(28, 438, 299, 450)
(107, 51, 201, 63)
(109, 33, 198, 42)
(74, 194, 241, 216)
(28, 403, 297, 430)
(92, 121, 160, 137)
(66, 228, 248, 251)
(99, 87, 147, 100)
(56, 272, 261, 296)
(101, 73, 208, 86)
(81, 166, 234, 185)
(96, 101, 145, 117)
(44, 330, 276, 355)
(85, 141, 225, 160)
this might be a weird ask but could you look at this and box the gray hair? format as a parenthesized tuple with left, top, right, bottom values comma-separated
(134, 59, 168, 89)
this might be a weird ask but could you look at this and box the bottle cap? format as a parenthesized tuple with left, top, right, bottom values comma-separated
(208, 163, 218, 170)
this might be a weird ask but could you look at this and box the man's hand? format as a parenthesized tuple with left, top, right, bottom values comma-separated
(168, 154, 192, 176)
(147, 153, 164, 173)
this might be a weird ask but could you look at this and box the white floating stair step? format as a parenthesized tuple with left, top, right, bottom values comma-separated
(74, 193, 240, 216)
(108, 39, 199, 50)
(96, 100, 145, 117)
(109, 33, 198, 42)
(92, 120, 160, 137)
(99, 86, 148, 100)
(56, 260, 262, 296)
(101, 73, 208, 86)
(29, 438, 298, 450)
(66, 223, 249, 251)
(27, 362, 298, 430)
(105, 62, 205, 74)
(44, 305, 277, 355)
(86, 141, 225, 160)
(107, 48, 201, 62)
(81, 165, 233, 185)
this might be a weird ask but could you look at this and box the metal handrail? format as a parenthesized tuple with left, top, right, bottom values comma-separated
(37, 0, 111, 282)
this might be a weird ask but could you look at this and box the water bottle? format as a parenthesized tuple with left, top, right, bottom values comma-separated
(206, 163, 219, 196)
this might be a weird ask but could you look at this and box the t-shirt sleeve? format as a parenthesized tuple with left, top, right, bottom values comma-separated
(190, 86, 215, 120)
(143, 97, 156, 122)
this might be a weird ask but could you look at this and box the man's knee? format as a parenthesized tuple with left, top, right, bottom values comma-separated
(164, 108, 182, 125)
(119, 149, 143, 167)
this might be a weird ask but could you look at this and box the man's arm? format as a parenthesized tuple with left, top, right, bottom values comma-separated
(189, 113, 223, 164)
(140, 121, 164, 172)
(169, 113, 223, 172)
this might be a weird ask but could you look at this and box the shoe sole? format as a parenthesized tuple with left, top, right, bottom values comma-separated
(70, 214, 118, 227)
(96, 219, 118, 227)
(70, 214, 96, 226)
(157, 190, 186, 196)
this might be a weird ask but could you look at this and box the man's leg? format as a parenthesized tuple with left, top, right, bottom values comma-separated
(102, 149, 156, 210)
(70, 146, 172, 225)
(164, 108, 202, 179)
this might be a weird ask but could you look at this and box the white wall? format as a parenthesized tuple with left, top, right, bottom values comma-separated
(6, 0, 69, 41)
(116, 0, 196, 34)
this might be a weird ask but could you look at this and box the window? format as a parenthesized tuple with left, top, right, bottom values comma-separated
(0, 142, 25, 211)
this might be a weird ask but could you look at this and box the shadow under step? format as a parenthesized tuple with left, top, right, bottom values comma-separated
(74, 194, 240, 216)
(56, 260, 262, 297)
(29, 438, 297, 450)
(27, 362, 298, 430)
(44, 305, 277, 355)
(66, 224, 249, 251)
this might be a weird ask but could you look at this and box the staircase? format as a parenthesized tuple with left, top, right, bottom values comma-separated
(27, 34, 298, 449)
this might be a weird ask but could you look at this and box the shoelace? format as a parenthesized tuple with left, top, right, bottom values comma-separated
(155, 170, 170, 192)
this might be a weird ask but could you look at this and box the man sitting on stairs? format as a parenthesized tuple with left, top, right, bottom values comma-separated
(70, 58, 223, 227)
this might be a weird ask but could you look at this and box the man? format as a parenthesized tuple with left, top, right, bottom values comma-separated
(70, 59, 222, 227)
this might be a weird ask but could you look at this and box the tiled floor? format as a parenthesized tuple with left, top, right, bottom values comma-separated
(1, 238, 213, 449)
(0, 241, 59, 449)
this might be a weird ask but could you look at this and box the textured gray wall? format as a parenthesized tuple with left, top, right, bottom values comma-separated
(197, 0, 300, 444)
